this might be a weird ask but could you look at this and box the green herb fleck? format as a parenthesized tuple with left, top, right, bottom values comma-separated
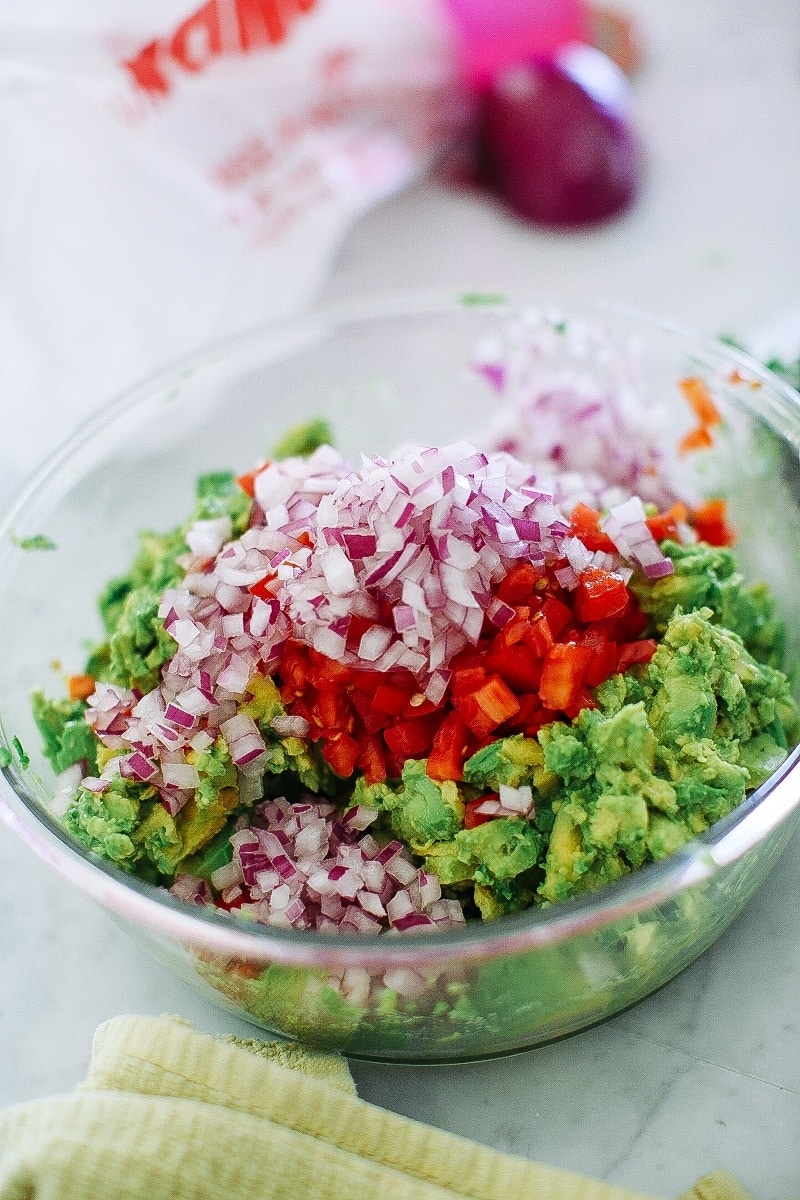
(460, 292, 507, 308)
(12, 737, 29, 769)
(10, 533, 57, 552)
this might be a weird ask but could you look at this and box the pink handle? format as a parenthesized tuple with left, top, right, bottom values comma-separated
(440, 0, 589, 90)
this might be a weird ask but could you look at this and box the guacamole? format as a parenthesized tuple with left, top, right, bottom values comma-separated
(32, 422, 800, 934)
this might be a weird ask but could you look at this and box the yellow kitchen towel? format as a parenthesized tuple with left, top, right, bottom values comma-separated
(0, 1014, 749, 1200)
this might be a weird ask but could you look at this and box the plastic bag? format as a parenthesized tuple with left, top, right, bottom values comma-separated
(0, 0, 463, 485)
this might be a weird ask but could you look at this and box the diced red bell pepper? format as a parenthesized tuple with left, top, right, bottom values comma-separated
(308, 651, 351, 689)
(679, 376, 722, 427)
(451, 665, 487, 697)
(579, 626, 619, 687)
(646, 503, 688, 544)
(248, 573, 277, 601)
(455, 674, 521, 737)
(539, 643, 594, 712)
(68, 673, 96, 701)
(496, 561, 540, 604)
(358, 735, 388, 786)
(345, 614, 376, 652)
(323, 733, 361, 778)
(235, 469, 259, 498)
(568, 502, 618, 553)
(616, 638, 657, 673)
(382, 712, 440, 760)
(521, 613, 554, 657)
(690, 498, 735, 547)
(370, 682, 411, 717)
(426, 711, 470, 781)
(678, 426, 714, 455)
(574, 568, 630, 623)
(484, 642, 542, 693)
(315, 687, 351, 733)
(464, 795, 498, 830)
(541, 595, 573, 638)
(563, 685, 597, 720)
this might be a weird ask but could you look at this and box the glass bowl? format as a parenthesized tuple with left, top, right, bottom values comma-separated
(1, 293, 799, 1064)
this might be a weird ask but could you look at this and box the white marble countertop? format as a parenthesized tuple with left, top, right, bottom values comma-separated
(2, 1, 800, 1196)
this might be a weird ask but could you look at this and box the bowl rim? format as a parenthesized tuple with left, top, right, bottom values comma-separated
(1, 288, 800, 969)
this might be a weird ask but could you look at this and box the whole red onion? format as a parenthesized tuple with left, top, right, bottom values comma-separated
(479, 44, 641, 228)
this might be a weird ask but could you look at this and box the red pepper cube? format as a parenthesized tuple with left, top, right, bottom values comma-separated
(484, 642, 542, 693)
(248, 573, 277, 601)
(308, 651, 351, 689)
(451, 665, 487, 697)
(690, 498, 735, 547)
(646, 502, 688, 544)
(573, 568, 630, 623)
(522, 613, 554, 657)
(539, 643, 594, 712)
(464, 795, 498, 829)
(496, 561, 540, 604)
(616, 638, 658, 673)
(541, 595, 573, 638)
(579, 626, 619, 687)
(371, 682, 412, 716)
(383, 713, 440, 761)
(426, 711, 470, 782)
(568, 502, 618, 553)
(358, 734, 388, 786)
(323, 733, 361, 778)
(472, 674, 521, 728)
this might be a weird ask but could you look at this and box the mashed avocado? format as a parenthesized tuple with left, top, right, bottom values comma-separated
(536, 606, 799, 903)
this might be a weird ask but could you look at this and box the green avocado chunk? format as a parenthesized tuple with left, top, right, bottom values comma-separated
(464, 733, 549, 791)
(631, 539, 785, 666)
(423, 818, 543, 919)
(537, 606, 799, 903)
(271, 418, 334, 461)
(88, 526, 187, 692)
(31, 691, 98, 775)
(351, 759, 464, 849)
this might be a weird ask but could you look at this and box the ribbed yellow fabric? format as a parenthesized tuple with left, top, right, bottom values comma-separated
(0, 1015, 751, 1200)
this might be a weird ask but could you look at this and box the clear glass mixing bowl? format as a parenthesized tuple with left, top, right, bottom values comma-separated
(1, 293, 799, 1062)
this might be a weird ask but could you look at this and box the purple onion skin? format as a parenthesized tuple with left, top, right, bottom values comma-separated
(478, 50, 641, 229)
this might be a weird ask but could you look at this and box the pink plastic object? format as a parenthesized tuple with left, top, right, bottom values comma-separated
(440, 0, 588, 90)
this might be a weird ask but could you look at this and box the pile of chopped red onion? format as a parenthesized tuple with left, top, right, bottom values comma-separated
(171, 797, 465, 937)
(472, 317, 692, 512)
(77, 437, 676, 937)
